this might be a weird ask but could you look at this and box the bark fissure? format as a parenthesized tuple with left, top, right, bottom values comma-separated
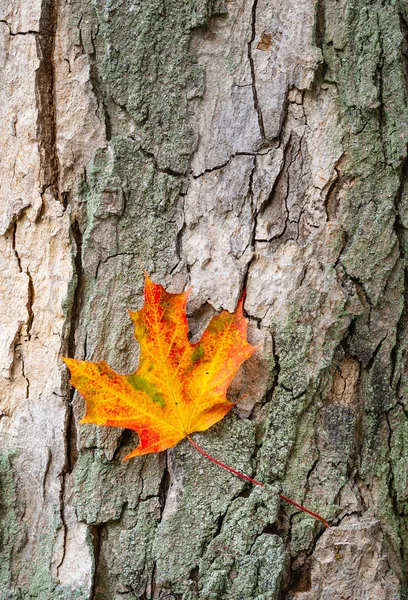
(12, 222, 22, 273)
(63, 218, 84, 475)
(390, 148, 408, 387)
(20, 347, 30, 400)
(384, 408, 405, 579)
(192, 150, 273, 180)
(158, 455, 171, 519)
(95, 252, 136, 281)
(376, 13, 387, 165)
(86, 20, 112, 142)
(90, 524, 104, 600)
(284, 521, 327, 597)
(254, 133, 299, 245)
(0, 19, 40, 35)
(26, 268, 35, 342)
(138, 146, 185, 178)
(36, 0, 61, 201)
(248, 0, 265, 142)
(240, 156, 257, 295)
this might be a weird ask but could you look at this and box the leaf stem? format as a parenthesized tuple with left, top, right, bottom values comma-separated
(186, 435, 329, 528)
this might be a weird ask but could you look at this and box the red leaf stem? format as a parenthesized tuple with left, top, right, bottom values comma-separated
(187, 435, 329, 528)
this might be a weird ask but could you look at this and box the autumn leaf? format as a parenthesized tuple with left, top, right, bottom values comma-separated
(62, 273, 257, 460)
(62, 273, 329, 528)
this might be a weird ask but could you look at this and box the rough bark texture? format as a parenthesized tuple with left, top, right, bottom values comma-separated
(1, 0, 408, 598)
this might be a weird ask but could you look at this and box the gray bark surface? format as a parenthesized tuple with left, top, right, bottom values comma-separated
(0, 0, 408, 598)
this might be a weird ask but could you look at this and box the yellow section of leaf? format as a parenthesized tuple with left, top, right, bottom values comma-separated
(62, 274, 258, 460)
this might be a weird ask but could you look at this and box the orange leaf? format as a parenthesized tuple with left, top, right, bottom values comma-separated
(62, 274, 258, 460)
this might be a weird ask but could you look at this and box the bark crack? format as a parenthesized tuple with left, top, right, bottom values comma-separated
(248, 0, 265, 142)
(390, 148, 408, 387)
(137, 144, 185, 177)
(95, 252, 136, 280)
(42, 447, 52, 501)
(12, 222, 22, 273)
(240, 156, 257, 297)
(26, 268, 35, 341)
(376, 13, 387, 165)
(191, 149, 273, 179)
(90, 524, 104, 600)
(85, 19, 113, 142)
(0, 19, 39, 35)
(64, 219, 83, 473)
(36, 0, 61, 203)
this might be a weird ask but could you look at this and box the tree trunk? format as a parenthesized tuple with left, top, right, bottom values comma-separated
(1, 0, 408, 598)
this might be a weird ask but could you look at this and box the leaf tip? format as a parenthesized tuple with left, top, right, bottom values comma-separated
(60, 355, 75, 369)
(122, 447, 141, 461)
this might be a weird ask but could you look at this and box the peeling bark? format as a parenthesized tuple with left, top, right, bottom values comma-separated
(0, 0, 407, 598)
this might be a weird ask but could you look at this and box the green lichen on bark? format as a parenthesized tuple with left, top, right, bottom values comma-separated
(0, 453, 57, 599)
(0, 454, 82, 600)
(0, 452, 20, 598)
(323, 3, 408, 590)
(261, 0, 408, 592)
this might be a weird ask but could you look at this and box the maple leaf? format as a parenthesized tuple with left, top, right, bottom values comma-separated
(62, 273, 257, 460)
(62, 273, 330, 528)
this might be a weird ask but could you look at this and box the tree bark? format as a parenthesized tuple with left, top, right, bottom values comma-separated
(1, 0, 408, 598)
